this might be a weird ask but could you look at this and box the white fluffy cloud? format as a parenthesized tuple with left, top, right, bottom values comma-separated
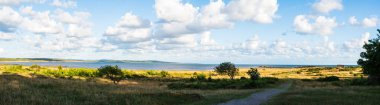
(349, 16, 359, 25)
(54, 9, 90, 25)
(348, 16, 378, 27)
(150, 0, 279, 51)
(242, 35, 262, 50)
(200, 31, 217, 46)
(0, 32, 15, 40)
(312, 0, 343, 14)
(155, 0, 198, 23)
(197, 0, 232, 30)
(20, 6, 64, 34)
(0, 0, 44, 5)
(362, 17, 378, 27)
(157, 34, 198, 50)
(343, 32, 370, 51)
(104, 12, 152, 43)
(294, 15, 338, 35)
(0, 6, 23, 32)
(51, 0, 76, 8)
(225, 0, 278, 23)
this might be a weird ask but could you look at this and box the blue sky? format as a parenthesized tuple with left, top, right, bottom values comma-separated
(0, 0, 379, 64)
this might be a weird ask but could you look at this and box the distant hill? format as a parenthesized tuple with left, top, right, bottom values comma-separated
(0, 58, 173, 63)
(94, 59, 174, 63)
(0, 58, 84, 62)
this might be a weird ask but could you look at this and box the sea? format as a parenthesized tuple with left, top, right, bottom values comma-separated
(0, 61, 354, 70)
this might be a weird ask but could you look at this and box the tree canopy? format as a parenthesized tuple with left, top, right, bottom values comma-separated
(214, 62, 239, 80)
(98, 65, 124, 84)
(357, 29, 380, 83)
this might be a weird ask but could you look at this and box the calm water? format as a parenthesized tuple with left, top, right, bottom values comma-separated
(0, 62, 344, 70)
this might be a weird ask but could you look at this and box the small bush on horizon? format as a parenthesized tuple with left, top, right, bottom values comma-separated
(247, 68, 260, 80)
(30, 64, 41, 71)
(58, 65, 63, 70)
(98, 65, 124, 84)
(317, 76, 340, 82)
(146, 70, 159, 76)
(159, 71, 170, 77)
(214, 62, 239, 80)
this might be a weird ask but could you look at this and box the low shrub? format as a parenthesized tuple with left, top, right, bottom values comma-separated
(306, 68, 322, 73)
(146, 70, 159, 76)
(159, 71, 170, 77)
(240, 77, 247, 80)
(30, 64, 41, 71)
(196, 73, 206, 81)
(317, 76, 340, 82)
(247, 68, 260, 80)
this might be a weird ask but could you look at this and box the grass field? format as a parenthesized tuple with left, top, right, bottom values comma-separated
(1, 64, 378, 105)
(265, 79, 380, 105)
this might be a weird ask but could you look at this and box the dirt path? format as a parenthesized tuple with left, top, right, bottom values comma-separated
(218, 81, 292, 105)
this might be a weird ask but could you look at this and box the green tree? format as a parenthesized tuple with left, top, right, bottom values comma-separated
(98, 65, 124, 84)
(58, 65, 63, 70)
(214, 62, 239, 80)
(247, 68, 260, 80)
(358, 29, 380, 83)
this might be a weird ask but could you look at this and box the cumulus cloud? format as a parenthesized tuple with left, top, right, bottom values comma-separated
(0, 6, 23, 32)
(150, 0, 279, 51)
(312, 0, 343, 14)
(20, 6, 64, 34)
(157, 34, 198, 50)
(0, 48, 3, 53)
(6, 7, 108, 52)
(200, 31, 217, 46)
(0, 32, 15, 40)
(362, 17, 378, 27)
(293, 15, 338, 36)
(348, 16, 378, 27)
(224, 0, 278, 23)
(348, 16, 359, 25)
(0, 0, 44, 5)
(155, 0, 198, 23)
(242, 35, 262, 50)
(196, 0, 232, 30)
(343, 32, 370, 51)
(54, 9, 90, 25)
(51, 0, 76, 8)
(104, 12, 152, 43)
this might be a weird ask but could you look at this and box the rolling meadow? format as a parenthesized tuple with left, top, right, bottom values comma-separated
(1, 64, 379, 105)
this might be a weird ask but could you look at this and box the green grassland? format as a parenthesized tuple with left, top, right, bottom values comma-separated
(0, 64, 379, 105)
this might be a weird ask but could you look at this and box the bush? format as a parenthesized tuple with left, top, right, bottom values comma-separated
(30, 64, 41, 71)
(214, 62, 239, 80)
(247, 68, 260, 80)
(58, 65, 63, 70)
(317, 76, 340, 82)
(191, 72, 206, 81)
(146, 70, 159, 76)
(306, 68, 322, 73)
(240, 77, 247, 80)
(159, 71, 170, 77)
(6, 65, 23, 71)
(98, 65, 124, 84)
(196, 73, 206, 81)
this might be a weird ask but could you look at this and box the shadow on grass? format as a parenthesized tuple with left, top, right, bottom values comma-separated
(265, 78, 380, 105)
